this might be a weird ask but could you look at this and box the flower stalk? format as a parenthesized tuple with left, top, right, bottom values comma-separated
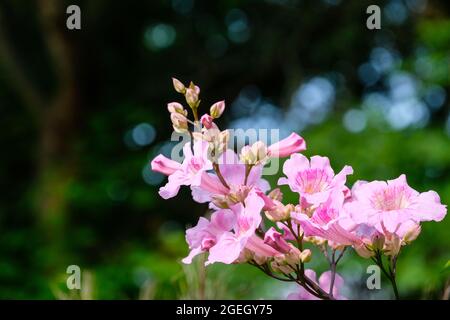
(150, 78, 447, 300)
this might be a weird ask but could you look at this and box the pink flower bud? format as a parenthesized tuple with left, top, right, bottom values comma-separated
(170, 112, 188, 133)
(299, 249, 312, 263)
(384, 236, 401, 257)
(167, 102, 187, 116)
(172, 77, 186, 94)
(268, 133, 306, 158)
(283, 244, 307, 265)
(265, 202, 293, 222)
(235, 248, 255, 264)
(210, 100, 225, 119)
(240, 141, 268, 165)
(354, 243, 375, 258)
(185, 88, 199, 108)
(264, 227, 291, 253)
(188, 81, 201, 95)
(268, 188, 283, 201)
(254, 189, 276, 211)
(402, 223, 421, 243)
(200, 114, 214, 129)
(271, 257, 293, 274)
(371, 232, 385, 251)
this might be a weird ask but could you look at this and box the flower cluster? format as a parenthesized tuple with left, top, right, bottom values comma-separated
(151, 79, 447, 300)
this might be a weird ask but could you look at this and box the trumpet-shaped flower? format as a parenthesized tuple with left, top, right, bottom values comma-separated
(191, 150, 270, 205)
(182, 209, 235, 264)
(183, 190, 271, 265)
(206, 191, 265, 265)
(278, 154, 353, 207)
(151, 140, 213, 199)
(344, 175, 447, 234)
(291, 191, 361, 247)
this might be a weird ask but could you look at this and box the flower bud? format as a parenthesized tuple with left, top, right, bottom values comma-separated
(219, 130, 229, 142)
(384, 236, 401, 257)
(268, 188, 283, 202)
(253, 253, 269, 266)
(354, 243, 374, 258)
(211, 194, 231, 209)
(271, 256, 293, 274)
(252, 141, 268, 162)
(170, 112, 188, 133)
(299, 249, 312, 263)
(264, 227, 291, 253)
(235, 248, 254, 264)
(188, 81, 200, 94)
(200, 114, 214, 129)
(283, 245, 301, 265)
(185, 88, 199, 108)
(402, 224, 421, 244)
(167, 102, 187, 116)
(210, 100, 225, 119)
(172, 78, 186, 94)
(371, 233, 385, 252)
(218, 130, 229, 150)
(304, 236, 326, 246)
(240, 141, 268, 165)
(265, 202, 294, 222)
(197, 127, 229, 161)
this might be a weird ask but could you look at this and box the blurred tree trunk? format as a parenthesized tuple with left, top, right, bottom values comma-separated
(36, 0, 78, 263)
(0, 0, 79, 272)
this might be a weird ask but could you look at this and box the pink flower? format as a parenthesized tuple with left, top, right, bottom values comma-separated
(344, 174, 447, 234)
(278, 154, 353, 207)
(182, 209, 235, 264)
(268, 133, 306, 158)
(206, 191, 265, 265)
(191, 150, 270, 204)
(287, 269, 346, 300)
(183, 190, 276, 266)
(291, 191, 362, 247)
(200, 114, 214, 129)
(152, 140, 213, 199)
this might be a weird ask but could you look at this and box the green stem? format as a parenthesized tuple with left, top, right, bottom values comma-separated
(388, 256, 400, 300)
(372, 252, 400, 300)
(389, 273, 400, 300)
(192, 107, 199, 124)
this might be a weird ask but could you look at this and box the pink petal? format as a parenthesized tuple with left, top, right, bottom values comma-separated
(151, 154, 181, 176)
(206, 232, 243, 265)
(268, 133, 306, 158)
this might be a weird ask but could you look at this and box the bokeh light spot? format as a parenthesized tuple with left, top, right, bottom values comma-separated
(144, 23, 176, 50)
(343, 109, 367, 133)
